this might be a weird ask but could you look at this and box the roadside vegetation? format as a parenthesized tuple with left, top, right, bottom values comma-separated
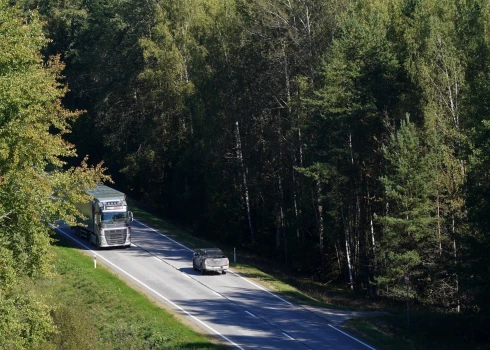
(131, 202, 489, 350)
(3, 0, 490, 348)
(37, 236, 228, 349)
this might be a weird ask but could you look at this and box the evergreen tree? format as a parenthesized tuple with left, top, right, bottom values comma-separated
(377, 115, 437, 299)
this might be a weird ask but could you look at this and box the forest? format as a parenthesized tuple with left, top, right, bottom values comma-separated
(2, 0, 490, 346)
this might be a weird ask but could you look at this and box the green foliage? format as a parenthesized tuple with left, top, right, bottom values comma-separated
(0, 282, 56, 349)
(376, 116, 437, 297)
(25, 0, 490, 322)
(38, 243, 225, 349)
(0, 0, 110, 346)
(50, 304, 99, 350)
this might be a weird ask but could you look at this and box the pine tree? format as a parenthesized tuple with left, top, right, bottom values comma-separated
(377, 115, 437, 298)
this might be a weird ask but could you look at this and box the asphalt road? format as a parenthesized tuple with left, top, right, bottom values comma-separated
(53, 219, 376, 350)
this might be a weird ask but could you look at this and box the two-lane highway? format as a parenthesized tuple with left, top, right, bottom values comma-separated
(53, 219, 375, 350)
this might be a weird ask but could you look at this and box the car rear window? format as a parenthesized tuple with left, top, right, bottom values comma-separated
(205, 249, 223, 257)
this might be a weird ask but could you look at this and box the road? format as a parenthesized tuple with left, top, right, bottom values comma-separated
(53, 219, 376, 350)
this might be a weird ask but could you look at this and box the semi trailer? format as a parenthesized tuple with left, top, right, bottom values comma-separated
(73, 184, 133, 248)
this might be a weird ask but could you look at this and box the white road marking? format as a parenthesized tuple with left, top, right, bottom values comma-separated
(64, 221, 376, 349)
(183, 273, 191, 279)
(245, 311, 256, 318)
(328, 324, 377, 350)
(282, 332, 295, 340)
(134, 219, 293, 305)
(135, 219, 377, 349)
(52, 225, 245, 350)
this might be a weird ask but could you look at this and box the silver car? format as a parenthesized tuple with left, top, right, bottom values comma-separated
(192, 248, 229, 275)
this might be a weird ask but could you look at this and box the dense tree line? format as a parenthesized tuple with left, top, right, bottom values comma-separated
(34, 0, 490, 313)
(3, 0, 490, 343)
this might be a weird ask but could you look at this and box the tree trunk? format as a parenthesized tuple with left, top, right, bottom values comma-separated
(342, 208, 354, 290)
(437, 190, 442, 255)
(292, 160, 301, 240)
(452, 215, 460, 313)
(316, 180, 325, 269)
(235, 121, 255, 244)
(367, 184, 376, 262)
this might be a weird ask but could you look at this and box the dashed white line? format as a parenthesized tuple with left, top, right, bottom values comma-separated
(282, 332, 295, 340)
(134, 219, 377, 349)
(213, 291, 222, 297)
(77, 220, 377, 349)
(245, 311, 256, 318)
(134, 219, 293, 306)
(52, 225, 244, 350)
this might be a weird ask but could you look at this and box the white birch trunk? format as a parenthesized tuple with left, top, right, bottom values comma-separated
(452, 215, 460, 313)
(341, 208, 354, 289)
(316, 180, 324, 265)
(235, 121, 255, 243)
(367, 185, 376, 261)
(292, 162, 300, 239)
(345, 226, 354, 290)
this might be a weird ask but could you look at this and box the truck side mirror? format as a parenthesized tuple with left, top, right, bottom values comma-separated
(128, 211, 133, 223)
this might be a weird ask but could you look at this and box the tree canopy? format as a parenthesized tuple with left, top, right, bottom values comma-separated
(0, 0, 108, 346)
(4, 0, 490, 344)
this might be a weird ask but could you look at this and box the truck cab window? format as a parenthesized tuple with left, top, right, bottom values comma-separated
(101, 212, 127, 222)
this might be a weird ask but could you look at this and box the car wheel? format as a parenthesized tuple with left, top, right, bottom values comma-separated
(200, 264, 205, 275)
(192, 261, 197, 271)
(222, 270, 226, 275)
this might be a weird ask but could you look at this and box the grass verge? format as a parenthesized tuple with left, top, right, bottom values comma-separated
(39, 237, 229, 349)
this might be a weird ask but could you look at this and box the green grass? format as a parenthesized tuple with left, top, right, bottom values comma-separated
(39, 237, 229, 349)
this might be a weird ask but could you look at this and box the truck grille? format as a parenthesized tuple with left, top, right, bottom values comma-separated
(105, 229, 127, 245)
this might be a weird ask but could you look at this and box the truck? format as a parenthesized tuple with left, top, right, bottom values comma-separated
(73, 184, 133, 248)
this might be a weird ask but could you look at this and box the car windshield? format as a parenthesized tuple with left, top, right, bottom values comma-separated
(204, 249, 223, 257)
(101, 211, 127, 223)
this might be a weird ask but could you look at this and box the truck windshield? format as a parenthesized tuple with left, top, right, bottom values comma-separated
(101, 211, 127, 223)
